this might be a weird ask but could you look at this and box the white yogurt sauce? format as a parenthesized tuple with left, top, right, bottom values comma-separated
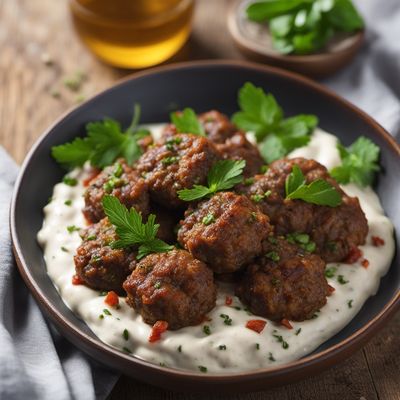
(37, 127, 395, 373)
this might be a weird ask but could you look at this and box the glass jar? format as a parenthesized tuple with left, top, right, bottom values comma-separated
(69, 0, 194, 69)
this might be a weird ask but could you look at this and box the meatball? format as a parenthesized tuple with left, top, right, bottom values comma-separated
(136, 134, 221, 208)
(239, 157, 368, 262)
(74, 218, 137, 294)
(123, 249, 217, 330)
(197, 110, 237, 143)
(178, 192, 272, 273)
(83, 159, 150, 223)
(215, 131, 265, 177)
(236, 236, 329, 321)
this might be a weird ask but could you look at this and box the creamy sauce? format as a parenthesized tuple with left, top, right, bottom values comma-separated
(37, 127, 395, 373)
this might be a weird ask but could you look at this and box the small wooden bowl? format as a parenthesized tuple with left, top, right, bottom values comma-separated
(228, 0, 365, 78)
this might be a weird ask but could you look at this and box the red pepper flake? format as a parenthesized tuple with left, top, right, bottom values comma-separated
(327, 285, 336, 295)
(345, 247, 363, 264)
(280, 318, 293, 330)
(83, 168, 101, 187)
(72, 274, 83, 285)
(361, 259, 370, 268)
(225, 296, 233, 306)
(104, 291, 119, 307)
(149, 320, 168, 343)
(246, 319, 267, 334)
(372, 236, 385, 247)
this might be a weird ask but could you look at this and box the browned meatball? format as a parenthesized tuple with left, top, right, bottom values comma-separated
(83, 159, 150, 223)
(178, 192, 272, 273)
(239, 157, 368, 262)
(216, 131, 264, 177)
(236, 237, 329, 321)
(123, 249, 217, 330)
(74, 218, 137, 294)
(136, 134, 221, 208)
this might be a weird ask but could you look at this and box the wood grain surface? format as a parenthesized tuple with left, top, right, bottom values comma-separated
(0, 0, 398, 399)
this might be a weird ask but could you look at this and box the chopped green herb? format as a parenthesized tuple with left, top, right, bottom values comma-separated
(337, 275, 349, 285)
(203, 325, 211, 335)
(166, 137, 183, 150)
(63, 70, 86, 91)
(52, 103, 151, 169)
(162, 156, 180, 165)
(325, 266, 337, 278)
(311, 313, 319, 319)
(99, 314, 104, 319)
(273, 334, 289, 349)
(271, 277, 281, 286)
(256, 343, 260, 350)
(347, 299, 353, 309)
(103, 309, 112, 316)
(260, 165, 269, 174)
(268, 352, 276, 362)
(154, 281, 162, 289)
(171, 108, 205, 136)
(123, 329, 129, 340)
(178, 159, 246, 202)
(268, 236, 278, 245)
(99, 291, 108, 296)
(198, 365, 208, 373)
(64, 199, 72, 206)
(295, 328, 301, 336)
(103, 177, 125, 193)
(177, 345, 182, 353)
(285, 165, 341, 207)
(123, 347, 132, 354)
(218, 345, 227, 351)
(67, 225, 80, 234)
(220, 314, 233, 326)
(63, 177, 77, 186)
(234, 306, 242, 311)
(266, 251, 280, 262)
(102, 196, 173, 259)
(86, 235, 97, 241)
(202, 213, 216, 225)
(61, 246, 68, 252)
(232, 83, 318, 162)
(331, 137, 380, 187)
(327, 241, 338, 252)
(243, 177, 255, 186)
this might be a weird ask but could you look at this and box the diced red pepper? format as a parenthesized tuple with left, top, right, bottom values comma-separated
(104, 291, 119, 307)
(361, 259, 370, 268)
(149, 320, 168, 343)
(327, 285, 336, 295)
(372, 236, 385, 247)
(225, 296, 233, 306)
(72, 274, 84, 285)
(245, 319, 267, 334)
(280, 318, 293, 330)
(83, 168, 101, 187)
(345, 247, 363, 264)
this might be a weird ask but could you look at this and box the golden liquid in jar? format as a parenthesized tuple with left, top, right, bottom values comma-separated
(70, 0, 194, 69)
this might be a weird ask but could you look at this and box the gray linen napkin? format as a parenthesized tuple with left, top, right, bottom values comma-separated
(0, 147, 118, 400)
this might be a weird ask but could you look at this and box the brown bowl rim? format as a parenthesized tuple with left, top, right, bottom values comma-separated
(10, 59, 400, 384)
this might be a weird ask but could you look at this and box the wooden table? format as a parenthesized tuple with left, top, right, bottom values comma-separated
(1, 0, 399, 398)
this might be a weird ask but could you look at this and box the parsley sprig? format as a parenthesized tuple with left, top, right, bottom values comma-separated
(285, 165, 342, 207)
(232, 83, 318, 163)
(170, 108, 205, 136)
(330, 137, 380, 187)
(52, 104, 151, 169)
(102, 195, 173, 259)
(178, 159, 246, 201)
(246, 0, 364, 55)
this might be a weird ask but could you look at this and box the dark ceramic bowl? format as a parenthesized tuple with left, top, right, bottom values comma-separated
(11, 60, 400, 393)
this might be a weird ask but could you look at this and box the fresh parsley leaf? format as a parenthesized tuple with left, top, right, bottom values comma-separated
(330, 137, 380, 187)
(177, 160, 246, 202)
(285, 165, 342, 207)
(170, 108, 205, 136)
(232, 83, 318, 163)
(102, 195, 173, 258)
(52, 104, 150, 169)
(246, 0, 364, 55)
